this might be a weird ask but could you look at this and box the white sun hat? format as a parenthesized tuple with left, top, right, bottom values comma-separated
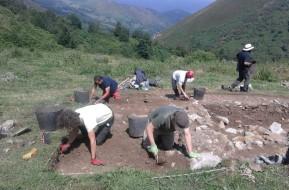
(243, 44, 254, 51)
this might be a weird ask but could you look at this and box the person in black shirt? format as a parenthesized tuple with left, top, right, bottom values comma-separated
(222, 44, 256, 92)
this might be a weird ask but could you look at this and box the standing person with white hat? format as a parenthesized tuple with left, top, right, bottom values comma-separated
(222, 43, 256, 92)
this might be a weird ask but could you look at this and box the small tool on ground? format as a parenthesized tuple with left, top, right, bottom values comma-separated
(155, 154, 166, 166)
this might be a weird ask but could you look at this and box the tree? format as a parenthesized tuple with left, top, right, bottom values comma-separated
(113, 22, 122, 37)
(132, 29, 150, 41)
(67, 14, 82, 29)
(119, 27, 129, 42)
(136, 39, 152, 59)
(57, 27, 76, 48)
(88, 22, 100, 33)
(113, 22, 129, 42)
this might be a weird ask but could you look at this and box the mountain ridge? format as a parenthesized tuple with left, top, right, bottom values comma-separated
(158, 0, 289, 61)
(31, 0, 190, 34)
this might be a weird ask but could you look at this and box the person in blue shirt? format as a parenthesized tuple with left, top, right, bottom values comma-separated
(90, 76, 120, 103)
(222, 44, 256, 92)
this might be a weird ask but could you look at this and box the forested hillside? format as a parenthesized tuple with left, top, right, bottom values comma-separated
(158, 0, 289, 61)
(0, 0, 169, 60)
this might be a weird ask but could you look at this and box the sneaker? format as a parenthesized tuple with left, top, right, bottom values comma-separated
(221, 85, 232, 91)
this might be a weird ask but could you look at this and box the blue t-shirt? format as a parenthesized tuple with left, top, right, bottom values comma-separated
(99, 76, 118, 94)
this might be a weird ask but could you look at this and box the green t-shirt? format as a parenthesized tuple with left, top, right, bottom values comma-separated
(149, 106, 183, 134)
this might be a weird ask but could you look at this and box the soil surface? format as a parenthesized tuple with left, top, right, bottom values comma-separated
(56, 89, 289, 175)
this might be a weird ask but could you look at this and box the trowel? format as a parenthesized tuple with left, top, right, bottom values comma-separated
(155, 154, 166, 166)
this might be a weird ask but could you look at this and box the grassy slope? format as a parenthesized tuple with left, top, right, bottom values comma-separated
(0, 6, 59, 50)
(159, 0, 289, 61)
(0, 48, 289, 189)
(0, 2, 289, 190)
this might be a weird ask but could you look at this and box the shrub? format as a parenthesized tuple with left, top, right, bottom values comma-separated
(254, 66, 278, 82)
(185, 50, 217, 64)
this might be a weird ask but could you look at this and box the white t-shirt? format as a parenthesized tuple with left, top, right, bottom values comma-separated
(172, 70, 194, 85)
(75, 104, 113, 132)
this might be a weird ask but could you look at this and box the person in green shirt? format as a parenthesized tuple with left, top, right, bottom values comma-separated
(143, 105, 199, 160)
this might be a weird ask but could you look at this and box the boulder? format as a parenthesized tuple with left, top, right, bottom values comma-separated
(234, 141, 246, 150)
(0, 120, 16, 134)
(225, 128, 238, 134)
(190, 152, 222, 170)
(269, 122, 284, 135)
(218, 121, 226, 129)
(216, 116, 229, 125)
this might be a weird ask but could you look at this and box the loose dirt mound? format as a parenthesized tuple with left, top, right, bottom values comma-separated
(56, 89, 289, 175)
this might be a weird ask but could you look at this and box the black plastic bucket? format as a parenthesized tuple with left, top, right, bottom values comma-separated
(35, 106, 63, 131)
(128, 114, 148, 138)
(193, 87, 206, 100)
(74, 90, 89, 104)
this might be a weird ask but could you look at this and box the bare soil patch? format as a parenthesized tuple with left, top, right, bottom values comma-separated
(56, 89, 289, 175)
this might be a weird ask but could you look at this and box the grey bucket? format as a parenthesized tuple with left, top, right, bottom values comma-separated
(74, 90, 89, 104)
(128, 114, 148, 138)
(193, 88, 206, 100)
(35, 106, 63, 131)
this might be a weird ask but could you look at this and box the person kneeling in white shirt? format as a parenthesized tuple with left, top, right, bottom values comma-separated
(57, 103, 113, 166)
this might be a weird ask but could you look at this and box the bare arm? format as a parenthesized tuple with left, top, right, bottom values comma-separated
(88, 131, 97, 159)
(96, 87, 110, 103)
(177, 83, 189, 99)
(145, 122, 156, 146)
(183, 128, 193, 154)
(89, 85, 97, 102)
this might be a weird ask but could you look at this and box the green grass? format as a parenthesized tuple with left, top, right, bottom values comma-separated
(0, 48, 289, 189)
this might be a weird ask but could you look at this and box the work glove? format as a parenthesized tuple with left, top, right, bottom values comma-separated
(147, 144, 158, 156)
(60, 143, 70, 153)
(188, 151, 200, 159)
(91, 158, 104, 166)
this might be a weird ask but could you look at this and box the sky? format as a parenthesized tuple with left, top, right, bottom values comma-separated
(115, 0, 215, 13)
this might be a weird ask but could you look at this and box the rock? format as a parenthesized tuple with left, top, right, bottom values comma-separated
(199, 125, 209, 130)
(273, 99, 281, 104)
(234, 141, 246, 150)
(191, 129, 234, 157)
(234, 101, 242, 106)
(257, 126, 271, 135)
(3, 148, 10, 153)
(165, 150, 175, 157)
(222, 159, 238, 172)
(269, 122, 284, 134)
(190, 152, 222, 170)
(249, 162, 263, 172)
(188, 114, 201, 122)
(196, 127, 202, 132)
(252, 140, 264, 148)
(235, 120, 242, 124)
(216, 116, 229, 125)
(264, 133, 288, 145)
(281, 80, 289, 89)
(247, 125, 259, 131)
(218, 121, 226, 129)
(206, 139, 213, 144)
(0, 72, 17, 82)
(225, 128, 238, 134)
(245, 131, 255, 137)
(0, 120, 16, 134)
